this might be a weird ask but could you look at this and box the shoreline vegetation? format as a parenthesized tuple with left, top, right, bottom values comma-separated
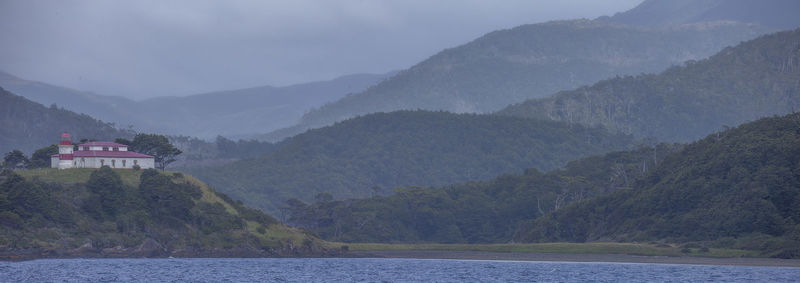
(339, 243, 800, 267)
(4, 242, 800, 268)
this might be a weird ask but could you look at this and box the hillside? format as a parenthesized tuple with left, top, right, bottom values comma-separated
(284, 144, 678, 244)
(0, 87, 132, 154)
(605, 0, 800, 29)
(187, 110, 633, 214)
(258, 20, 767, 141)
(0, 167, 333, 259)
(0, 71, 393, 139)
(499, 29, 800, 142)
(514, 113, 800, 258)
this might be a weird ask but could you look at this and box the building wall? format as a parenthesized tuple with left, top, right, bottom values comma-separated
(53, 156, 155, 169)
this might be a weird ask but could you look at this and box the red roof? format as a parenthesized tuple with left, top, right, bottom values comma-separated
(52, 150, 153, 158)
(78, 142, 128, 147)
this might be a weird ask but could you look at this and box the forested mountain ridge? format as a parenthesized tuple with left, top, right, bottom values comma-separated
(187, 110, 633, 215)
(499, 29, 800, 142)
(605, 0, 800, 29)
(0, 87, 132, 154)
(258, 20, 767, 142)
(0, 71, 394, 139)
(283, 144, 679, 244)
(514, 113, 800, 258)
(0, 168, 332, 259)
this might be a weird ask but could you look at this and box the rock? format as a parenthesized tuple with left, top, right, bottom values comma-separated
(134, 238, 166, 257)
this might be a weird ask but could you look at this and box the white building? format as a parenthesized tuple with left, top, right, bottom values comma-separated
(51, 133, 155, 169)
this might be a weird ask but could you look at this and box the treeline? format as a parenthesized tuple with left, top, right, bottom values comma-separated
(499, 29, 800, 143)
(189, 110, 633, 214)
(283, 144, 677, 243)
(0, 167, 279, 253)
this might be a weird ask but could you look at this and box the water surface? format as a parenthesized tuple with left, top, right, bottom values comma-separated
(2, 258, 799, 282)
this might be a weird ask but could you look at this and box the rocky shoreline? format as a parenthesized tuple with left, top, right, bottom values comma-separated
(346, 250, 800, 267)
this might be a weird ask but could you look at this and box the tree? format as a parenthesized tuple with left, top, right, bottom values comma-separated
(2, 150, 29, 170)
(86, 165, 125, 219)
(129, 134, 182, 170)
(28, 145, 59, 168)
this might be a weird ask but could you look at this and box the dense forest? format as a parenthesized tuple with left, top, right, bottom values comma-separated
(283, 144, 678, 244)
(188, 110, 633, 214)
(0, 168, 328, 258)
(259, 20, 767, 141)
(514, 113, 800, 258)
(499, 29, 800, 142)
(0, 87, 133, 154)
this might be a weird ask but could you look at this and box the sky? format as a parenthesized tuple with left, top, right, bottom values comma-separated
(0, 0, 642, 99)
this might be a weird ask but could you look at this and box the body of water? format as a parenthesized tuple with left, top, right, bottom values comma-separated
(2, 257, 800, 282)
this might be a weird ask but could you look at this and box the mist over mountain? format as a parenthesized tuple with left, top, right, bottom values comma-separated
(604, 0, 800, 29)
(257, 20, 768, 142)
(0, 87, 131, 154)
(0, 71, 394, 139)
(499, 29, 800, 142)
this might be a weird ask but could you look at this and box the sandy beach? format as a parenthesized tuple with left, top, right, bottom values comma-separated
(348, 250, 800, 267)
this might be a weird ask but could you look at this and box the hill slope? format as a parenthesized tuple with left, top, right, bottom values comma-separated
(188, 110, 633, 214)
(605, 0, 800, 29)
(283, 144, 678, 244)
(499, 29, 800, 142)
(0, 71, 393, 139)
(0, 87, 132, 154)
(0, 168, 331, 259)
(514, 113, 800, 258)
(258, 20, 767, 141)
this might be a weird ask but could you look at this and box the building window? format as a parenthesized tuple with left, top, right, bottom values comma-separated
(103, 147, 108, 151)
(100, 159, 105, 166)
(122, 160, 126, 167)
(113, 147, 119, 151)
(112, 159, 116, 168)
(134, 160, 138, 166)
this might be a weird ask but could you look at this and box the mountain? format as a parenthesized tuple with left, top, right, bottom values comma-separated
(283, 144, 678, 244)
(499, 29, 800, 142)
(187, 110, 633, 214)
(604, 0, 800, 29)
(513, 113, 800, 258)
(257, 20, 768, 142)
(0, 87, 132, 154)
(0, 71, 394, 139)
(134, 72, 395, 138)
(1, 168, 333, 259)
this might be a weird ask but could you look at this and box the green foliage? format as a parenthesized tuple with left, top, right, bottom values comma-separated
(85, 166, 126, 219)
(284, 144, 676, 243)
(500, 29, 800, 143)
(189, 110, 632, 214)
(0, 168, 292, 253)
(2, 150, 29, 170)
(28, 145, 58, 168)
(513, 113, 800, 257)
(129, 134, 182, 170)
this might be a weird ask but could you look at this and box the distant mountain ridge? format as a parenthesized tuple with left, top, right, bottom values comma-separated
(604, 0, 800, 29)
(498, 29, 800, 142)
(0, 71, 395, 139)
(257, 20, 768, 141)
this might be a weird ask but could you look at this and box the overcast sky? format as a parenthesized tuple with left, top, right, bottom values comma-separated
(0, 0, 642, 99)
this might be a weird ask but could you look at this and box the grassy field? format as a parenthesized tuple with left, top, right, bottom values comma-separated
(19, 168, 149, 186)
(338, 242, 760, 258)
